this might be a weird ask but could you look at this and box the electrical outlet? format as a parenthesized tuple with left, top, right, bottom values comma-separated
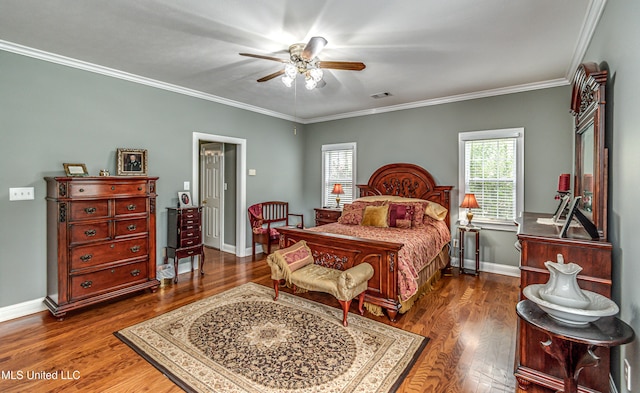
(452, 239, 459, 248)
(9, 187, 35, 201)
(624, 358, 632, 391)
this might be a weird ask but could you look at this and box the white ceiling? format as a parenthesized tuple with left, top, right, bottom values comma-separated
(0, 0, 605, 123)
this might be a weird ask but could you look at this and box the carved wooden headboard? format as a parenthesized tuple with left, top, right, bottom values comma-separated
(356, 163, 453, 227)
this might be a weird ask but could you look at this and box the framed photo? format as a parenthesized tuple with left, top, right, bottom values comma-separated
(178, 192, 193, 208)
(117, 148, 147, 176)
(63, 163, 88, 177)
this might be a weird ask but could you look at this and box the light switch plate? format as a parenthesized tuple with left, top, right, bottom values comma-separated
(248, 169, 257, 176)
(183, 181, 190, 191)
(9, 187, 34, 201)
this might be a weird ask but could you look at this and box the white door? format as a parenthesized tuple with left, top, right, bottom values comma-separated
(200, 143, 224, 249)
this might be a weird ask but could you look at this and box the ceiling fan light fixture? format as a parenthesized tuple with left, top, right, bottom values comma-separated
(284, 63, 297, 78)
(309, 67, 323, 82)
(282, 75, 294, 87)
(305, 76, 317, 90)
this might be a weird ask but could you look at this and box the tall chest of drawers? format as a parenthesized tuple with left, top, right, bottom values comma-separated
(166, 207, 204, 283)
(44, 176, 160, 319)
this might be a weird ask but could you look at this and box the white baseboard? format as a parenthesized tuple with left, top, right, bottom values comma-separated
(0, 298, 47, 323)
(454, 257, 521, 277)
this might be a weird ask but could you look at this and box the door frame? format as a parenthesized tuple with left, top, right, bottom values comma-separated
(192, 132, 247, 257)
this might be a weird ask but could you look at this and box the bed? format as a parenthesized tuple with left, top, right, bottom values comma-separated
(277, 163, 453, 321)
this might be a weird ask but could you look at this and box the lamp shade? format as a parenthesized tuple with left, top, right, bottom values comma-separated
(332, 183, 344, 195)
(460, 193, 480, 209)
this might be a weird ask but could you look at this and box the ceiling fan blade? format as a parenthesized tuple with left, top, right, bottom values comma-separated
(239, 53, 288, 63)
(317, 61, 366, 71)
(301, 36, 328, 60)
(257, 69, 285, 82)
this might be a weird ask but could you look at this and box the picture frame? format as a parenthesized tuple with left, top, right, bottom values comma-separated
(63, 163, 89, 177)
(552, 194, 571, 223)
(560, 196, 600, 240)
(178, 191, 193, 208)
(117, 148, 147, 176)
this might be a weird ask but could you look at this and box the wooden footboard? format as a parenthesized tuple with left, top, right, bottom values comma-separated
(277, 227, 404, 321)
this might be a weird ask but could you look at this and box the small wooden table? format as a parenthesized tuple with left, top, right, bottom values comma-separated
(516, 300, 635, 393)
(458, 225, 480, 275)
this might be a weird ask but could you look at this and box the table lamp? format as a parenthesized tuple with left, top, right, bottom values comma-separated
(332, 183, 344, 208)
(460, 193, 480, 227)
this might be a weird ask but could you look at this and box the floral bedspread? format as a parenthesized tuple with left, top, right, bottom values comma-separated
(306, 218, 451, 301)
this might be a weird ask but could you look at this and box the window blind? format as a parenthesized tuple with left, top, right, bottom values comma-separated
(464, 138, 517, 222)
(322, 143, 356, 207)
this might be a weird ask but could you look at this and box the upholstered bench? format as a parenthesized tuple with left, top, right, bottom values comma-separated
(266, 240, 374, 327)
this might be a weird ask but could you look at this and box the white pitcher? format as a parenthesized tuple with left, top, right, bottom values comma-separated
(538, 254, 591, 309)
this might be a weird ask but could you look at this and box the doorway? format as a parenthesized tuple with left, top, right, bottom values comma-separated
(192, 132, 247, 257)
(200, 142, 224, 250)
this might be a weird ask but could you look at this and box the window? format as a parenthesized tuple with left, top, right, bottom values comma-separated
(458, 128, 524, 231)
(322, 143, 357, 208)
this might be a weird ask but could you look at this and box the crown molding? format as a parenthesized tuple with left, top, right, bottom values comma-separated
(0, 40, 296, 122)
(1, 38, 586, 125)
(303, 78, 570, 124)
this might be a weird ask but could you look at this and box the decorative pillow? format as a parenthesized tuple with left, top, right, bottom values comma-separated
(424, 201, 448, 221)
(361, 205, 390, 227)
(274, 240, 314, 272)
(388, 204, 414, 228)
(408, 202, 426, 227)
(338, 203, 364, 225)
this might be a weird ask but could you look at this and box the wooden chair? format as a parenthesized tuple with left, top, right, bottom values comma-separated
(248, 201, 304, 259)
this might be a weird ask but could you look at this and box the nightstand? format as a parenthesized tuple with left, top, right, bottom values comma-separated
(314, 207, 342, 226)
(458, 225, 480, 275)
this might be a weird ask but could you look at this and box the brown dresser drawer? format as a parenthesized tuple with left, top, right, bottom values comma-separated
(69, 222, 110, 244)
(70, 238, 148, 270)
(115, 218, 148, 238)
(68, 181, 148, 198)
(174, 244, 203, 260)
(180, 228, 201, 242)
(180, 210, 201, 225)
(114, 197, 148, 216)
(70, 261, 149, 301)
(69, 200, 109, 221)
(180, 236, 201, 248)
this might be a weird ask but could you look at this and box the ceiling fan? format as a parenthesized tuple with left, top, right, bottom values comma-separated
(239, 36, 366, 90)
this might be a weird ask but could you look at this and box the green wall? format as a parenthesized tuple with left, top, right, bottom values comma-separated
(0, 50, 307, 307)
(302, 87, 574, 269)
(584, 1, 640, 391)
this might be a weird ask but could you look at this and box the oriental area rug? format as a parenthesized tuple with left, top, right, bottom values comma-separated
(115, 282, 428, 393)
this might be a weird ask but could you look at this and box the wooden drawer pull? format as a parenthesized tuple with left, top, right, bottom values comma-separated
(84, 207, 96, 214)
(127, 224, 137, 231)
(80, 254, 93, 262)
(80, 280, 92, 289)
(130, 269, 141, 277)
(127, 204, 136, 211)
(84, 229, 96, 237)
(130, 245, 141, 253)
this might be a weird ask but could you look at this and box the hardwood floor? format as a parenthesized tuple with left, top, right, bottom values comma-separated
(0, 248, 519, 393)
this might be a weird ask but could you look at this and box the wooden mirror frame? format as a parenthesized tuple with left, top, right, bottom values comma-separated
(570, 62, 608, 239)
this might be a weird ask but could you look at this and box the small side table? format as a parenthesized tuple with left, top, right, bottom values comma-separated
(314, 207, 342, 226)
(516, 300, 635, 393)
(458, 225, 480, 275)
